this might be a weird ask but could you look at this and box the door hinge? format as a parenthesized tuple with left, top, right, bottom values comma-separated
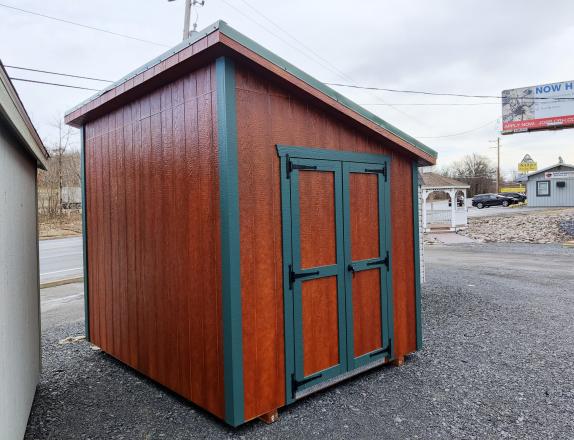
(286, 155, 317, 178)
(364, 165, 387, 181)
(291, 372, 322, 398)
(366, 251, 390, 271)
(289, 265, 319, 289)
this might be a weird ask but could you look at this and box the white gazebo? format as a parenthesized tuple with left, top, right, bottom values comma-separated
(420, 172, 470, 232)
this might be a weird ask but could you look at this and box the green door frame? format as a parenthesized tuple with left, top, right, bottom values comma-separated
(277, 145, 393, 404)
(342, 161, 394, 369)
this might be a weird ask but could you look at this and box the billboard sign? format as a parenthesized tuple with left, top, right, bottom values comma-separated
(502, 80, 574, 134)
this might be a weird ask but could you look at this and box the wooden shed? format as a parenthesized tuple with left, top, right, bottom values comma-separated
(65, 21, 437, 427)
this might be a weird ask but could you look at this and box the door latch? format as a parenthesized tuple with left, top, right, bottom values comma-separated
(366, 251, 390, 271)
(289, 265, 319, 289)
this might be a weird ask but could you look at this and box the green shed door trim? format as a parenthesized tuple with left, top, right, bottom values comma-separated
(412, 162, 422, 350)
(80, 125, 90, 341)
(277, 145, 395, 404)
(216, 56, 244, 426)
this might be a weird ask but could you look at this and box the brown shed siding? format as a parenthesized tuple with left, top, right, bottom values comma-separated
(84, 63, 225, 418)
(235, 63, 417, 421)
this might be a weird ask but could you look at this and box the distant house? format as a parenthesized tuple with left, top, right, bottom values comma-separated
(0, 61, 49, 439)
(517, 159, 574, 207)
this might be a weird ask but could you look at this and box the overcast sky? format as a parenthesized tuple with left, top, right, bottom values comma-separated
(1, 0, 573, 176)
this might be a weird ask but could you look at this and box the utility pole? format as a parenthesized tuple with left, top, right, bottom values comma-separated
(489, 137, 501, 193)
(169, 0, 205, 41)
(496, 137, 500, 193)
(182, 0, 192, 40)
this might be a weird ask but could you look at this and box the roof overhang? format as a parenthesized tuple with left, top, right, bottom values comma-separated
(0, 61, 48, 169)
(65, 21, 437, 166)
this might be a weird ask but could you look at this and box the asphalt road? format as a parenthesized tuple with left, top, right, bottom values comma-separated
(39, 237, 83, 284)
(40, 282, 84, 331)
(27, 242, 574, 439)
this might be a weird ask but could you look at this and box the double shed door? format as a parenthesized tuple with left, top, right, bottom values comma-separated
(280, 148, 393, 400)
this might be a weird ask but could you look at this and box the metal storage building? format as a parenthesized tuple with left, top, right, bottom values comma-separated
(65, 21, 437, 426)
(0, 61, 49, 439)
(517, 160, 574, 207)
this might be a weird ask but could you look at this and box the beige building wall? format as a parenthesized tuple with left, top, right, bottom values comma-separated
(0, 122, 41, 440)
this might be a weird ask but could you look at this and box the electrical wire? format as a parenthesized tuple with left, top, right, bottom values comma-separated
(218, 0, 426, 125)
(4, 65, 113, 83)
(416, 119, 499, 139)
(9, 77, 100, 91)
(326, 82, 574, 101)
(235, 0, 349, 80)
(361, 102, 500, 106)
(0, 2, 170, 47)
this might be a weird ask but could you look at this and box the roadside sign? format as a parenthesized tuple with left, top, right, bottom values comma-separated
(502, 80, 574, 134)
(544, 171, 574, 179)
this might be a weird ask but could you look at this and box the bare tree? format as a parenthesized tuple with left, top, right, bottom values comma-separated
(37, 119, 80, 217)
(442, 153, 496, 196)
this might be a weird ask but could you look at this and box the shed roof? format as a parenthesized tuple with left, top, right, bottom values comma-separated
(516, 162, 574, 181)
(0, 61, 48, 169)
(419, 172, 470, 189)
(65, 20, 437, 165)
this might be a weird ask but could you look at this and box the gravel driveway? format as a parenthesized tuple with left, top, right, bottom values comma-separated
(26, 243, 574, 439)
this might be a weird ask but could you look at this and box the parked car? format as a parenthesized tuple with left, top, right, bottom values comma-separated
(498, 192, 527, 203)
(471, 193, 516, 209)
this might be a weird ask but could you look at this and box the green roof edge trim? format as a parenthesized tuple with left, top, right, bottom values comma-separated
(66, 20, 437, 160)
(217, 21, 437, 160)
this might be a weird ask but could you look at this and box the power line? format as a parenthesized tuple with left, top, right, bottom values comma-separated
(416, 119, 498, 139)
(326, 82, 574, 101)
(9, 77, 100, 91)
(0, 2, 170, 47)
(235, 0, 350, 80)
(361, 102, 500, 106)
(218, 0, 426, 126)
(4, 65, 113, 83)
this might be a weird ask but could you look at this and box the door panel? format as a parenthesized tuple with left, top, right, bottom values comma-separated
(343, 162, 391, 369)
(349, 173, 380, 261)
(302, 276, 340, 376)
(352, 269, 382, 357)
(289, 158, 347, 393)
(298, 171, 337, 269)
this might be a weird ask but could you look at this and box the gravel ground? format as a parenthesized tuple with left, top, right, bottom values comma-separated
(459, 208, 574, 244)
(26, 243, 574, 439)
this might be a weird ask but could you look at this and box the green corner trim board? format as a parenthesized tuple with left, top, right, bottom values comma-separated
(215, 56, 244, 426)
(80, 126, 90, 342)
(412, 162, 423, 350)
(65, 21, 437, 163)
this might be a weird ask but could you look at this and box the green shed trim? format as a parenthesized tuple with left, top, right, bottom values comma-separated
(65, 21, 437, 163)
(80, 125, 90, 341)
(412, 162, 422, 350)
(220, 22, 436, 160)
(216, 56, 244, 426)
(276, 145, 390, 164)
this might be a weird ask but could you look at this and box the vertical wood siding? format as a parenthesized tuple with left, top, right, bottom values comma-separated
(84, 63, 225, 419)
(235, 63, 417, 421)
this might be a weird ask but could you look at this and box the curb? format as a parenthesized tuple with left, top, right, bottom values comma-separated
(40, 234, 82, 241)
(40, 276, 84, 289)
